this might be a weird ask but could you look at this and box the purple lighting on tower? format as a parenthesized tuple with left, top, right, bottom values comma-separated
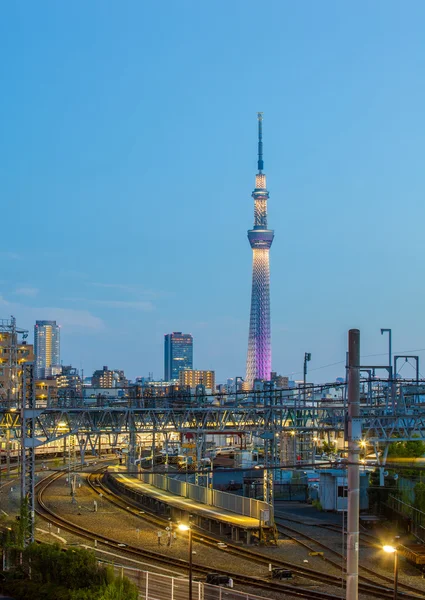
(245, 113, 274, 386)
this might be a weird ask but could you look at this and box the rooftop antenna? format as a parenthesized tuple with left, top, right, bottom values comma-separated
(257, 112, 264, 173)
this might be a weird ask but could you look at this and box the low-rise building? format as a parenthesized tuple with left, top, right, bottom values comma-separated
(56, 365, 82, 399)
(271, 372, 289, 389)
(35, 378, 57, 405)
(130, 380, 191, 406)
(319, 469, 369, 512)
(179, 369, 215, 392)
(92, 366, 127, 388)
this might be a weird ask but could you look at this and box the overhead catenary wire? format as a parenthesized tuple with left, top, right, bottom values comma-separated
(284, 347, 425, 378)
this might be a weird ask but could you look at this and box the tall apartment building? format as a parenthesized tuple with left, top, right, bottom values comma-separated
(34, 320, 60, 379)
(179, 369, 215, 392)
(91, 366, 127, 388)
(0, 330, 34, 404)
(164, 332, 193, 381)
(56, 365, 82, 398)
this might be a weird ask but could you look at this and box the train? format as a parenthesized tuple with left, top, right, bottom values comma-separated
(0, 436, 117, 464)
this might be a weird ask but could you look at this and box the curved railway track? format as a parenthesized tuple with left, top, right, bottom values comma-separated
(82, 469, 425, 600)
(274, 509, 379, 546)
(34, 469, 351, 600)
(274, 518, 423, 595)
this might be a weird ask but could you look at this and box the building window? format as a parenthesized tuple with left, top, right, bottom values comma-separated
(337, 486, 347, 498)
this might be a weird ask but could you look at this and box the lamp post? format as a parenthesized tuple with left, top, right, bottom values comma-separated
(312, 436, 318, 466)
(290, 430, 296, 466)
(383, 545, 398, 600)
(178, 523, 193, 600)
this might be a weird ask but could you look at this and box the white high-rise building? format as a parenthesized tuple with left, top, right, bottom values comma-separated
(34, 320, 60, 379)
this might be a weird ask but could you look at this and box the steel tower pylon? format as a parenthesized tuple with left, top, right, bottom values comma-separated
(245, 113, 274, 386)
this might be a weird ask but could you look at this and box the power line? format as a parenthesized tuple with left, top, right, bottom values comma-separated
(285, 347, 425, 378)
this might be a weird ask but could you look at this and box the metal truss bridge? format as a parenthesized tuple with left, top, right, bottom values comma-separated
(2, 384, 425, 445)
(2, 366, 425, 545)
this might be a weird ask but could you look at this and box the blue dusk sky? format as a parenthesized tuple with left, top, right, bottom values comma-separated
(1, 1, 425, 383)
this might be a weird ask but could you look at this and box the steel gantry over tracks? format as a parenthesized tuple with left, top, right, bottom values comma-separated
(3, 377, 425, 544)
(3, 391, 425, 443)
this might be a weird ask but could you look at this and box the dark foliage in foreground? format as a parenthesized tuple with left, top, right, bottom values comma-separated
(1, 543, 138, 600)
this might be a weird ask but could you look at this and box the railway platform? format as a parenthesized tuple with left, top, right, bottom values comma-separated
(105, 468, 274, 545)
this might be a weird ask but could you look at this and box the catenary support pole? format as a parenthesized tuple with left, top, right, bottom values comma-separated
(346, 329, 361, 600)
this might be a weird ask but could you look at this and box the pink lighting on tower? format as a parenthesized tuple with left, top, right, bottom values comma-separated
(245, 113, 274, 387)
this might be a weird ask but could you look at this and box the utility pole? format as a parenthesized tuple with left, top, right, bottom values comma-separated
(346, 329, 361, 600)
(21, 362, 36, 545)
(303, 353, 311, 463)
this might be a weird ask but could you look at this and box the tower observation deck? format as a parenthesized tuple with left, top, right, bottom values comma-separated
(245, 113, 274, 386)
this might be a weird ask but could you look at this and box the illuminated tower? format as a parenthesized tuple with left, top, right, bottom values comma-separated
(245, 113, 274, 386)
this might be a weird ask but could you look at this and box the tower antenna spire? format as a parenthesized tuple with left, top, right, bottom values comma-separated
(257, 111, 264, 172)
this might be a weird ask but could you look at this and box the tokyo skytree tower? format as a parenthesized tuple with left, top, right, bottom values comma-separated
(245, 113, 274, 386)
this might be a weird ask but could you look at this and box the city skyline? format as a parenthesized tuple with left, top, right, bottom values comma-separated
(1, 2, 425, 383)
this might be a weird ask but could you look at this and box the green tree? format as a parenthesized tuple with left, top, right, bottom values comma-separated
(25, 543, 106, 589)
(387, 436, 425, 459)
(387, 441, 406, 458)
(405, 439, 425, 458)
(1, 543, 138, 600)
(322, 441, 336, 455)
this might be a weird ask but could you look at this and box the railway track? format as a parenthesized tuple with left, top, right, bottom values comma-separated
(274, 518, 424, 596)
(83, 469, 425, 600)
(274, 509, 379, 546)
(34, 468, 351, 600)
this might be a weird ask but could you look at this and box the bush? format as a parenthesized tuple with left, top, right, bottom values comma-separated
(387, 437, 425, 459)
(1, 543, 138, 600)
(322, 441, 336, 455)
(312, 499, 323, 511)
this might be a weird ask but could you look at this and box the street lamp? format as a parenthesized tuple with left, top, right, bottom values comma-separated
(178, 523, 193, 600)
(312, 436, 318, 466)
(290, 430, 296, 466)
(383, 545, 398, 600)
(359, 439, 367, 459)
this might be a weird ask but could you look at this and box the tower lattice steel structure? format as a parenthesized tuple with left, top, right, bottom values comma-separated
(245, 113, 274, 386)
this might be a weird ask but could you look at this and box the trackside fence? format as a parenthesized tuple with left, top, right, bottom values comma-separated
(111, 563, 273, 600)
(140, 472, 273, 522)
(387, 495, 425, 543)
